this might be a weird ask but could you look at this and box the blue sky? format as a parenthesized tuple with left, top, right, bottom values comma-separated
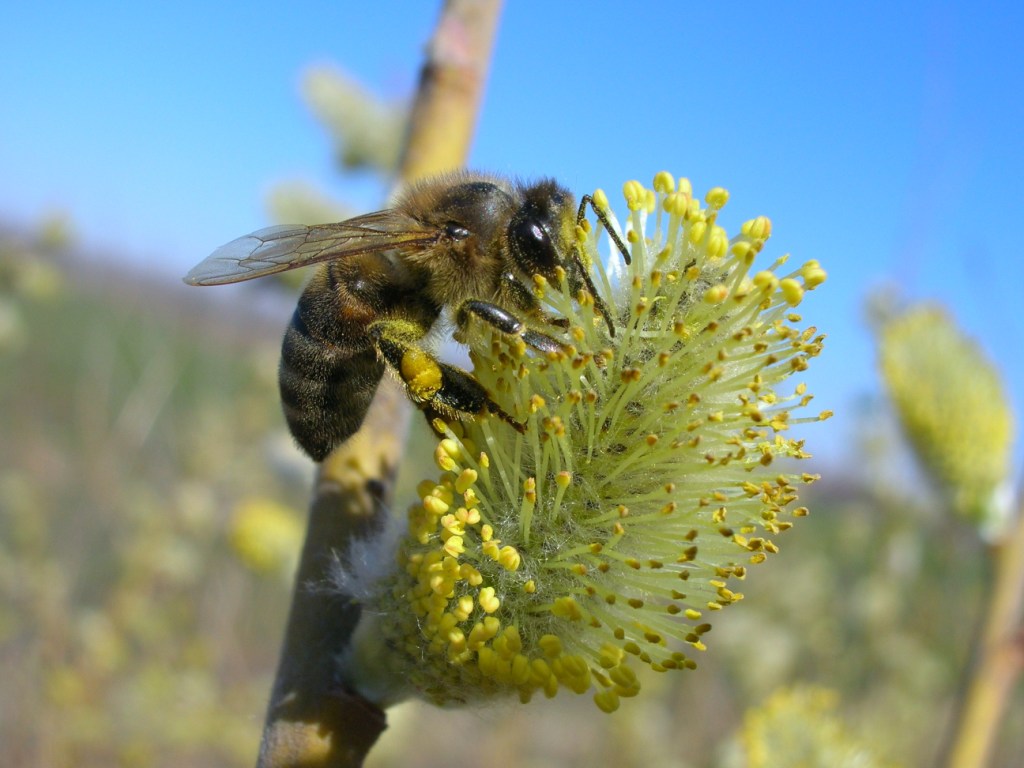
(3, 1, 1023, 471)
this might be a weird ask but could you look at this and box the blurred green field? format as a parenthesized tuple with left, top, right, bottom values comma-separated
(0, 230, 296, 767)
(1, 226, 1021, 767)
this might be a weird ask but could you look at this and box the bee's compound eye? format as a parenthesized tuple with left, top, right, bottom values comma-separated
(515, 220, 548, 247)
(445, 222, 471, 240)
(510, 217, 558, 275)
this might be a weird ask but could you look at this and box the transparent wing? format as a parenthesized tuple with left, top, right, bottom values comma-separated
(183, 210, 441, 286)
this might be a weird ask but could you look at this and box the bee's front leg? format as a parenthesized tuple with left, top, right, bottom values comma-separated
(456, 300, 568, 356)
(369, 319, 525, 434)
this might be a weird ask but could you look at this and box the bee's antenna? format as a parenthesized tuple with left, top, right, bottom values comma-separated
(572, 249, 616, 337)
(573, 194, 631, 337)
(578, 194, 631, 266)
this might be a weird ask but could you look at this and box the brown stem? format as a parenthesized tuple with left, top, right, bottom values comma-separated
(398, 0, 503, 182)
(255, 2, 503, 766)
(942, 488, 1024, 768)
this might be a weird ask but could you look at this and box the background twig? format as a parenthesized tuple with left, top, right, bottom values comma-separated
(943, 481, 1024, 768)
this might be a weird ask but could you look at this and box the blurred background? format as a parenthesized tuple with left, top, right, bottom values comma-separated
(2, 1, 1022, 765)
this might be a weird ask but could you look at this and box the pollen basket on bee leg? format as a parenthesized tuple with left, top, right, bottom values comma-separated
(400, 348, 444, 399)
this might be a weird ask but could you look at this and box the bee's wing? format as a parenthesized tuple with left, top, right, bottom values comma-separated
(183, 210, 441, 286)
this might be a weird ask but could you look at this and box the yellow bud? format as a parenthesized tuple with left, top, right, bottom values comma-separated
(705, 186, 730, 209)
(663, 191, 690, 216)
(454, 468, 478, 494)
(741, 215, 772, 239)
(753, 271, 779, 291)
(801, 260, 827, 288)
(707, 225, 729, 259)
(422, 495, 449, 516)
(653, 170, 675, 193)
(703, 284, 729, 304)
(538, 634, 563, 657)
(780, 278, 804, 306)
(623, 180, 646, 211)
(479, 587, 500, 614)
(594, 689, 620, 713)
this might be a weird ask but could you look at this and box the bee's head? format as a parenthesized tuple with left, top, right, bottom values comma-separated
(507, 180, 577, 283)
(508, 181, 616, 335)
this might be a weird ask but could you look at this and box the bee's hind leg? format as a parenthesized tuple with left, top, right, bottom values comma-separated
(369, 319, 524, 434)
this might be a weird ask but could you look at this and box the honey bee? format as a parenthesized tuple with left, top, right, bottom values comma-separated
(184, 171, 629, 461)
